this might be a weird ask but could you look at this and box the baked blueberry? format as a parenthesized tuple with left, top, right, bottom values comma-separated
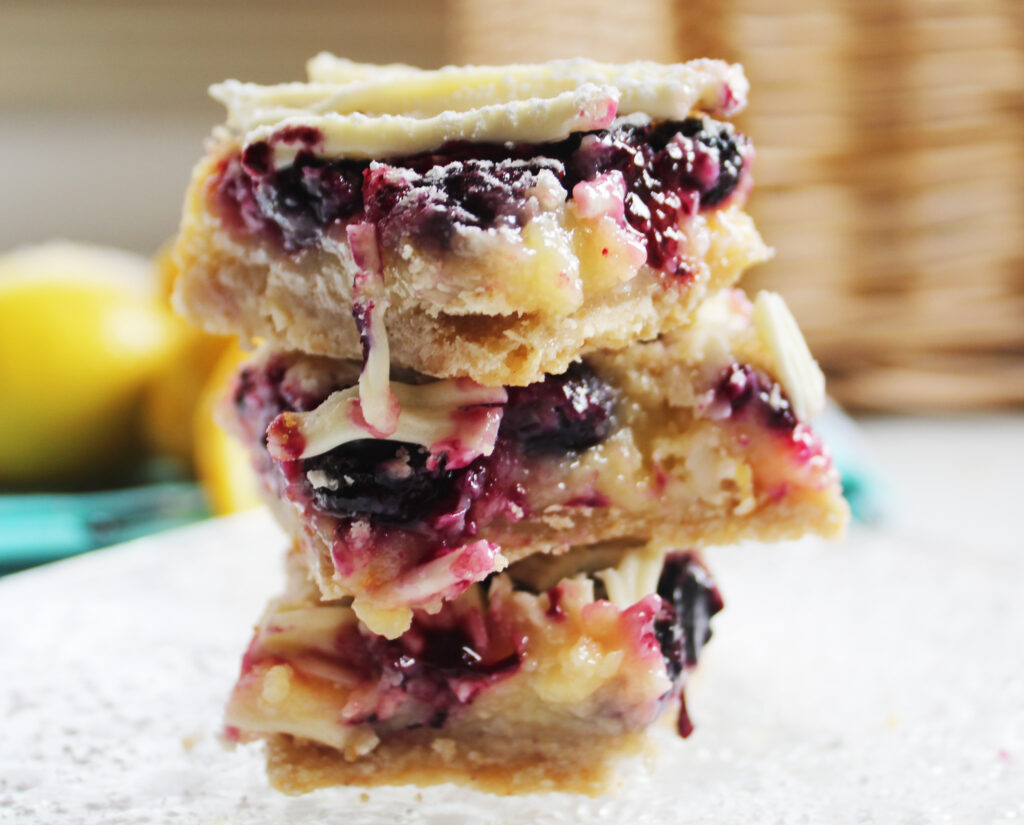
(501, 362, 618, 455)
(715, 363, 798, 432)
(304, 440, 455, 524)
(654, 552, 724, 681)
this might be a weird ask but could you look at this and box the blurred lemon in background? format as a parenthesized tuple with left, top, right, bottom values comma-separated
(145, 243, 261, 515)
(0, 242, 179, 486)
(141, 244, 231, 469)
(0, 239, 260, 517)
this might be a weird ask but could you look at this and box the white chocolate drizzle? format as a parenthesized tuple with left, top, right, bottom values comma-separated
(210, 56, 748, 162)
(753, 291, 826, 422)
(240, 85, 620, 167)
(267, 379, 507, 469)
(595, 546, 667, 609)
(345, 222, 398, 436)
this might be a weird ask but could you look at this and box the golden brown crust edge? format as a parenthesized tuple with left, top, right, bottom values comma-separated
(174, 223, 706, 387)
(265, 730, 648, 797)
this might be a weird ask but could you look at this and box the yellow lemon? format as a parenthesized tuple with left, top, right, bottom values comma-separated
(142, 243, 232, 468)
(193, 343, 263, 515)
(152, 239, 180, 303)
(0, 242, 178, 486)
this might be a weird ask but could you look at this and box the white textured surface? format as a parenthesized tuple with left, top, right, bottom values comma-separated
(2, 416, 1023, 824)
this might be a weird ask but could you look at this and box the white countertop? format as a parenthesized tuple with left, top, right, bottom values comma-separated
(1, 415, 1022, 824)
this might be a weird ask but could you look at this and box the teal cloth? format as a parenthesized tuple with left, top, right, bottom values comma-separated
(0, 482, 208, 573)
(816, 403, 888, 525)
(0, 404, 883, 575)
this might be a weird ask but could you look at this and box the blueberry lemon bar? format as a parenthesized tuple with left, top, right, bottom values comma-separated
(173, 55, 769, 386)
(224, 542, 722, 794)
(170, 55, 847, 795)
(226, 289, 845, 637)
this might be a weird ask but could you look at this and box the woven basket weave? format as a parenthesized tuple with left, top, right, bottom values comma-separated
(452, 0, 1024, 410)
(675, 0, 1024, 410)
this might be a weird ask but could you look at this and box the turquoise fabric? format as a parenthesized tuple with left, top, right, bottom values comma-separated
(0, 483, 208, 573)
(0, 405, 881, 574)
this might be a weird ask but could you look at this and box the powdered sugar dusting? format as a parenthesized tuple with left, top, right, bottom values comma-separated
(2, 505, 1023, 822)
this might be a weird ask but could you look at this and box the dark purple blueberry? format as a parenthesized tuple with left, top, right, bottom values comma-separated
(399, 624, 518, 678)
(240, 141, 273, 176)
(670, 118, 746, 208)
(715, 363, 798, 431)
(304, 440, 455, 524)
(361, 620, 519, 721)
(688, 120, 745, 208)
(331, 616, 518, 730)
(654, 552, 724, 682)
(252, 155, 364, 250)
(570, 118, 748, 272)
(500, 362, 618, 455)
(364, 158, 558, 254)
(611, 118, 745, 209)
(215, 156, 280, 243)
(216, 152, 364, 252)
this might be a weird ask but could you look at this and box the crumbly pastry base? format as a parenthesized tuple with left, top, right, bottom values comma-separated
(264, 730, 647, 796)
(275, 482, 847, 602)
(173, 154, 769, 387)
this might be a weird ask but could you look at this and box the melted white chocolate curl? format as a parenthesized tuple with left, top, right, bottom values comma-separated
(595, 545, 667, 609)
(241, 85, 620, 167)
(225, 58, 744, 120)
(210, 56, 748, 161)
(267, 379, 507, 469)
(345, 222, 398, 436)
(753, 291, 826, 422)
(387, 540, 507, 607)
(351, 540, 507, 638)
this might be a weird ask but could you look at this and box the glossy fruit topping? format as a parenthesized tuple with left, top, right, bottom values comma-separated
(216, 118, 749, 273)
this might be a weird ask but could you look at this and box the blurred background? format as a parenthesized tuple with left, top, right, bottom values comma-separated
(1, 0, 1022, 569)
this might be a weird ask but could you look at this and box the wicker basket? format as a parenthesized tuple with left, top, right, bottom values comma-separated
(452, 0, 1024, 410)
(676, 0, 1024, 410)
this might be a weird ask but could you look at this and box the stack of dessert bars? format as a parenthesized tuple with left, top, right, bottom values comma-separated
(172, 55, 848, 795)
